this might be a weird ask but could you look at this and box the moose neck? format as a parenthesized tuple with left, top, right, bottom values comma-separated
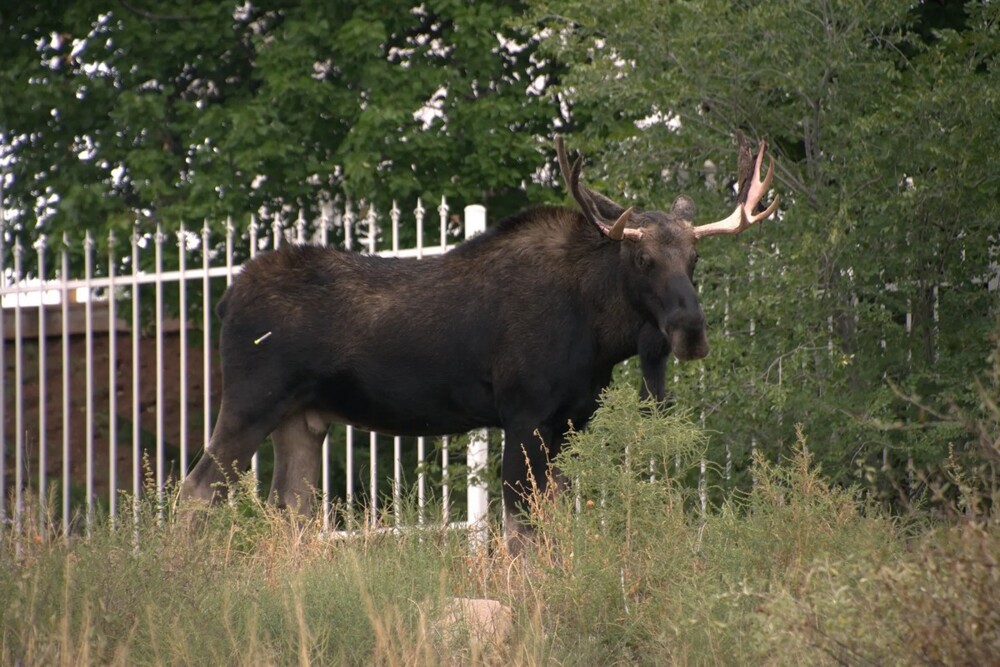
(532, 209, 645, 364)
(584, 242, 647, 364)
(452, 206, 648, 364)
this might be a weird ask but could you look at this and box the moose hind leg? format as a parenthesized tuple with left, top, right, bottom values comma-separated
(180, 397, 287, 507)
(269, 410, 327, 515)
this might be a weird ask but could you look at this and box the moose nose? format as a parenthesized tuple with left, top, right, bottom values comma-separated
(670, 326, 709, 361)
(664, 307, 708, 361)
(667, 307, 706, 334)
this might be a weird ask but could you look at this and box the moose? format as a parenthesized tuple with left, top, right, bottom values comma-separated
(179, 137, 779, 550)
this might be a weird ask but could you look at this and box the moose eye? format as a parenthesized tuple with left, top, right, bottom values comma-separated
(636, 252, 651, 270)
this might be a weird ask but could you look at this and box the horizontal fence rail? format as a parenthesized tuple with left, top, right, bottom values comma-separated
(0, 198, 491, 540)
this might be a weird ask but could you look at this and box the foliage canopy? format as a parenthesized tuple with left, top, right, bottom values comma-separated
(1, 0, 561, 262)
(522, 0, 1000, 496)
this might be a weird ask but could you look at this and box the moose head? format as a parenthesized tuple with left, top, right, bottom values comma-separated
(556, 136, 780, 363)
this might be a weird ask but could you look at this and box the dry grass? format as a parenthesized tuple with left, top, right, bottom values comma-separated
(2, 385, 998, 665)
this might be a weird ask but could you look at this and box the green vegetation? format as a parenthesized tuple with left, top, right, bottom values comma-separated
(523, 0, 1000, 502)
(3, 382, 997, 665)
(1, 0, 558, 262)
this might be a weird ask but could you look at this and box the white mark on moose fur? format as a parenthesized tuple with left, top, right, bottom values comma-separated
(253, 331, 273, 345)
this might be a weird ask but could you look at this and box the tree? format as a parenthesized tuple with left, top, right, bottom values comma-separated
(0, 0, 562, 272)
(525, 0, 1000, 497)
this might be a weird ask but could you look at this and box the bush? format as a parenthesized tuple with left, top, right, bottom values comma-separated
(521, 387, 900, 664)
(757, 517, 1000, 666)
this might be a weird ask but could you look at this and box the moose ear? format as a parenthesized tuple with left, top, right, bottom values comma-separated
(670, 195, 696, 222)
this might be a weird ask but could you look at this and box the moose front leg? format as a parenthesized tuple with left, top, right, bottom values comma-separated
(638, 323, 669, 405)
(501, 422, 565, 557)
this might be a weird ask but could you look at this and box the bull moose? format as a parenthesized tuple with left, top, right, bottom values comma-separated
(179, 137, 779, 550)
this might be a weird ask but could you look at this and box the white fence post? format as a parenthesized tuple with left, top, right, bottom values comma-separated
(464, 204, 490, 547)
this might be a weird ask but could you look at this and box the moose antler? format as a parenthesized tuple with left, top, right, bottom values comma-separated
(555, 136, 600, 227)
(555, 136, 643, 241)
(691, 139, 780, 240)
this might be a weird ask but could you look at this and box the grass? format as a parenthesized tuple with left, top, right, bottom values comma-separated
(2, 385, 998, 665)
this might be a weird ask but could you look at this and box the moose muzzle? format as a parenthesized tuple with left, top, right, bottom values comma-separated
(665, 308, 709, 361)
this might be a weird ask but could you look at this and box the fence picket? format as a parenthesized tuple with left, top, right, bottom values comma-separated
(417, 436, 426, 526)
(178, 226, 188, 482)
(35, 236, 47, 532)
(442, 435, 450, 524)
(154, 225, 165, 521)
(107, 232, 118, 526)
(60, 237, 70, 534)
(200, 221, 212, 487)
(13, 239, 23, 540)
(346, 418, 354, 512)
(317, 208, 332, 532)
(369, 432, 378, 528)
(84, 231, 95, 532)
(130, 227, 142, 534)
(415, 198, 425, 259)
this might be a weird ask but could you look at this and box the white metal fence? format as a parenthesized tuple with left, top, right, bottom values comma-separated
(3, 195, 997, 541)
(0, 198, 491, 539)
